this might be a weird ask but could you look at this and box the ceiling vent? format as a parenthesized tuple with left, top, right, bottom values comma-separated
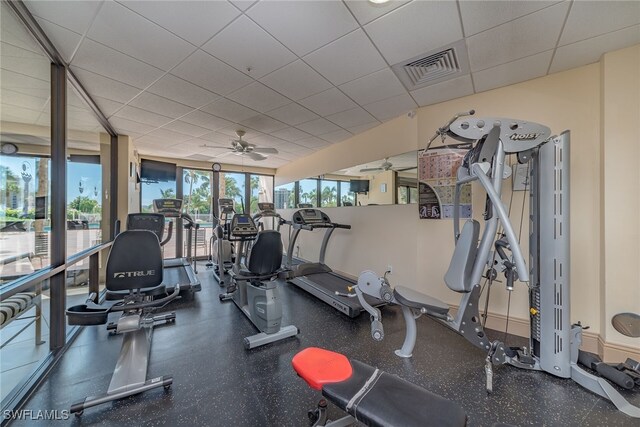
(392, 40, 470, 91)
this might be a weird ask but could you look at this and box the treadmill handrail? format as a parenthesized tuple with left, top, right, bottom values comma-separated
(160, 221, 173, 246)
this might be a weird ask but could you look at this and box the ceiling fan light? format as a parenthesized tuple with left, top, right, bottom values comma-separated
(369, 0, 390, 4)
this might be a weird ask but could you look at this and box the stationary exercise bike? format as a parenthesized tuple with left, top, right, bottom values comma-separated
(209, 198, 236, 287)
(66, 230, 179, 415)
(219, 213, 299, 349)
(353, 111, 640, 418)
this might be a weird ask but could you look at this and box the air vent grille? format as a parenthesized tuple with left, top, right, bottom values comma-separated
(391, 40, 470, 91)
(404, 48, 460, 86)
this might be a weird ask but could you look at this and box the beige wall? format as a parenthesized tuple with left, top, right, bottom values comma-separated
(600, 45, 640, 349)
(357, 170, 395, 205)
(275, 47, 640, 355)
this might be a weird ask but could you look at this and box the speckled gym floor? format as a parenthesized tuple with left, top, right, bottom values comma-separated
(12, 263, 640, 426)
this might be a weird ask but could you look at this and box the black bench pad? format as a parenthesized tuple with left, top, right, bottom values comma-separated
(323, 360, 467, 427)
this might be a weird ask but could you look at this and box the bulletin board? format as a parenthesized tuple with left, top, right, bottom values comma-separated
(418, 144, 472, 219)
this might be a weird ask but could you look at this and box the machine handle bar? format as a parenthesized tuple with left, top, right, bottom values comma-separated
(109, 285, 180, 313)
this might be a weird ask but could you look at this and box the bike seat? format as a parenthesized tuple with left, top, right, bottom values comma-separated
(393, 286, 450, 318)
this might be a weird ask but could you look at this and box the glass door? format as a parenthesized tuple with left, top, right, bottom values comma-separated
(183, 169, 213, 259)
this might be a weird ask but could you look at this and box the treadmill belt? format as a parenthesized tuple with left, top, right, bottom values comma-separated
(303, 272, 382, 308)
(162, 266, 190, 287)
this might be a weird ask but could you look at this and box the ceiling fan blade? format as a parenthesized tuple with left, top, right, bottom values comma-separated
(252, 147, 278, 154)
(201, 144, 233, 150)
(246, 152, 267, 161)
(359, 167, 383, 173)
(213, 151, 235, 159)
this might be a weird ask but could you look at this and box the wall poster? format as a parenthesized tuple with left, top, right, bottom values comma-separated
(418, 143, 473, 219)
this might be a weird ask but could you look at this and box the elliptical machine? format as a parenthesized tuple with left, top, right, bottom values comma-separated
(209, 198, 236, 286)
(219, 213, 299, 349)
(353, 111, 640, 418)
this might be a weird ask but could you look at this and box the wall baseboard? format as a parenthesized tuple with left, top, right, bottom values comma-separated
(449, 306, 639, 361)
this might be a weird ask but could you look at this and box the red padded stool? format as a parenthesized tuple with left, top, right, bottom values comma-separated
(292, 347, 353, 390)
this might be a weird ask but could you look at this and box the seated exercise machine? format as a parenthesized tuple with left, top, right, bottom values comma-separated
(292, 347, 468, 427)
(209, 198, 236, 287)
(353, 111, 640, 418)
(66, 230, 179, 415)
(219, 213, 299, 349)
(124, 199, 201, 295)
(284, 208, 383, 318)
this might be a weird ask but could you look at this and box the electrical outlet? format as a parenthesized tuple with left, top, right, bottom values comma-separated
(387, 265, 393, 275)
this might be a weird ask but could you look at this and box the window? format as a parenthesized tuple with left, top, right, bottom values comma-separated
(219, 172, 246, 213)
(183, 169, 212, 259)
(298, 179, 318, 207)
(397, 185, 418, 204)
(141, 176, 177, 258)
(320, 180, 338, 207)
(339, 181, 355, 206)
(250, 174, 274, 215)
(274, 182, 295, 209)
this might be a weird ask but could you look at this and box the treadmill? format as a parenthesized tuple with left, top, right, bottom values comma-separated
(126, 199, 201, 294)
(285, 208, 383, 318)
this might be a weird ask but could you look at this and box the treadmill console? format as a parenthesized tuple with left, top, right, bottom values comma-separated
(153, 198, 183, 217)
(230, 214, 258, 238)
(292, 209, 331, 225)
(258, 202, 275, 212)
(218, 198, 235, 214)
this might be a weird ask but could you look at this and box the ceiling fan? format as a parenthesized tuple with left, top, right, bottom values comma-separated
(359, 158, 417, 173)
(201, 130, 278, 161)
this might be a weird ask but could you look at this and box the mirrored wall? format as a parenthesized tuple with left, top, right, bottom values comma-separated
(275, 150, 418, 209)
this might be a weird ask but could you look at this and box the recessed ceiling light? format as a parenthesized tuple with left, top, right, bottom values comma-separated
(369, 0, 390, 4)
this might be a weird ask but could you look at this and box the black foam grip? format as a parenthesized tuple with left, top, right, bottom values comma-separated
(578, 351, 601, 369)
(596, 363, 635, 390)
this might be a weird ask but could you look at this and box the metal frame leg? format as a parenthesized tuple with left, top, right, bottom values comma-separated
(395, 305, 417, 358)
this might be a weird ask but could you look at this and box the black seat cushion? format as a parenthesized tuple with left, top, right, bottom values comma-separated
(246, 230, 282, 276)
(323, 359, 467, 427)
(393, 286, 450, 318)
(106, 230, 163, 292)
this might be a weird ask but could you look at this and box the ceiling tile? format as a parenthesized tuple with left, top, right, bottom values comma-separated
(230, 1, 257, 12)
(410, 75, 474, 107)
(202, 15, 296, 79)
(299, 88, 358, 116)
(200, 98, 259, 122)
(1, 89, 48, 112)
(364, 1, 463, 65)
(34, 18, 82, 63)
(171, 50, 253, 95)
(180, 110, 233, 131)
(344, 0, 410, 26)
(109, 116, 157, 135)
(259, 60, 332, 101)
(304, 29, 387, 86)
(161, 120, 210, 137)
(338, 68, 406, 105)
(2, 3, 42, 54)
(1, 70, 50, 99)
(281, 143, 316, 155)
(72, 38, 164, 88)
(239, 114, 288, 134)
(319, 129, 352, 144)
(146, 74, 220, 109)
(0, 42, 50, 81)
(347, 121, 380, 135)
(1, 104, 42, 124)
(265, 103, 319, 126)
(24, 0, 103, 35)
(295, 118, 341, 135)
(246, 0, 358, 56)
(459, 1, 560, 37)
(92, 96, 124, 117)
(326, 107, 377, 129)
(550, 25, 640, 74)
(227, 81, 290, 113)
(363, 93, 417, 121)
(145, 128, 193, 143)
(467, 1, 570, 72)
(249, 133, 287, 148)
(119, 0, 240, 46)
(473, 50, 554, 93)
(129, 92, 193, 118)
(217, 126, 261, 140)
(198, 132, 232, 145)
(70, 66, 142, 103)
(271, 127, 312, 143)
(296, 137, 328, 149)
(114, 105, 173, 127)
(560, 1, 640, 46)
(87, 1, 195, 71)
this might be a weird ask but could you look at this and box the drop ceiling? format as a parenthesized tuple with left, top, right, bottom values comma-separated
(4, 1, 639, 168)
